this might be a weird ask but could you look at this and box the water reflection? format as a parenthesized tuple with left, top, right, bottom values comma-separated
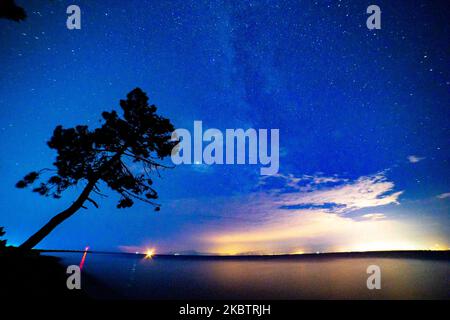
(48, 253, 449, 299)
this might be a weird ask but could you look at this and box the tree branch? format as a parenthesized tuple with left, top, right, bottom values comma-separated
(86, 197, 99, 208)
(123, 152, 175, 169)
(119, 188, 160, 207)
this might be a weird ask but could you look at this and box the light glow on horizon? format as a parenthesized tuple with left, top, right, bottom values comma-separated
(201, 209, 449, 255)
(145, 248, 155, 259)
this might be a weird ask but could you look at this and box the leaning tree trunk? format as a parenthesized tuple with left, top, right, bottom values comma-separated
(19, 180, 97, 250)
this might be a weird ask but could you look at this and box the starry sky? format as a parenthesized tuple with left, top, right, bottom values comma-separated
(0, 0, 449, 254)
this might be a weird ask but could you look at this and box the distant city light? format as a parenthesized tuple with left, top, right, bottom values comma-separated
(145, 248, 155, 259)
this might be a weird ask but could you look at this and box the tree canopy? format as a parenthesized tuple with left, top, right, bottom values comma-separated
(0, 0, 26, 22)
(17, 88, 177, 211)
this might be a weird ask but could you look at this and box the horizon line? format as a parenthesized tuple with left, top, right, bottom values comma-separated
(36, 248, 450, 257)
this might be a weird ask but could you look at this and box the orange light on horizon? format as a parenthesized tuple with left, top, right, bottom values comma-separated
(145, 248, 155, 259)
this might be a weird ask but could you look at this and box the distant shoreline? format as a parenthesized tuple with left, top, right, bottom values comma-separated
(39, 249, 450, 260)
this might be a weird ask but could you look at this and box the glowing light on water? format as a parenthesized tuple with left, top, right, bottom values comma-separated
(79, 246, 89, 270)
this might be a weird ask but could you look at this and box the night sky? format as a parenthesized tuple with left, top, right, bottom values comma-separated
(1, 0, 449, 254)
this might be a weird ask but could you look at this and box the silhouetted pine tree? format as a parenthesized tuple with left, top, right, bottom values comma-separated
(17, 88, 177, 250)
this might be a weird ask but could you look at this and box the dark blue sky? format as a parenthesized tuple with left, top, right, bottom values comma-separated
(1, 0, 449, 254)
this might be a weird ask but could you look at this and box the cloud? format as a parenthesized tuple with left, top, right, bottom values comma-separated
(273, 172, 402, 214)
(176, 172, 403, 221)
(258, 172, 347, 192)
(167, 171, 408, 254)
(361, 213, 386, 220)
(407, 155, 425, 163)
(437, 192, 450, 199)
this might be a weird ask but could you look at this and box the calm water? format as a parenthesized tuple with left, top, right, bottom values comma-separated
(47, 252, 449, 299)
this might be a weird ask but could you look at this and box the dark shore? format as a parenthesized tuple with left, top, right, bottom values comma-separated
(0, 247, 115, 299)
(0, 247, 85, 299)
